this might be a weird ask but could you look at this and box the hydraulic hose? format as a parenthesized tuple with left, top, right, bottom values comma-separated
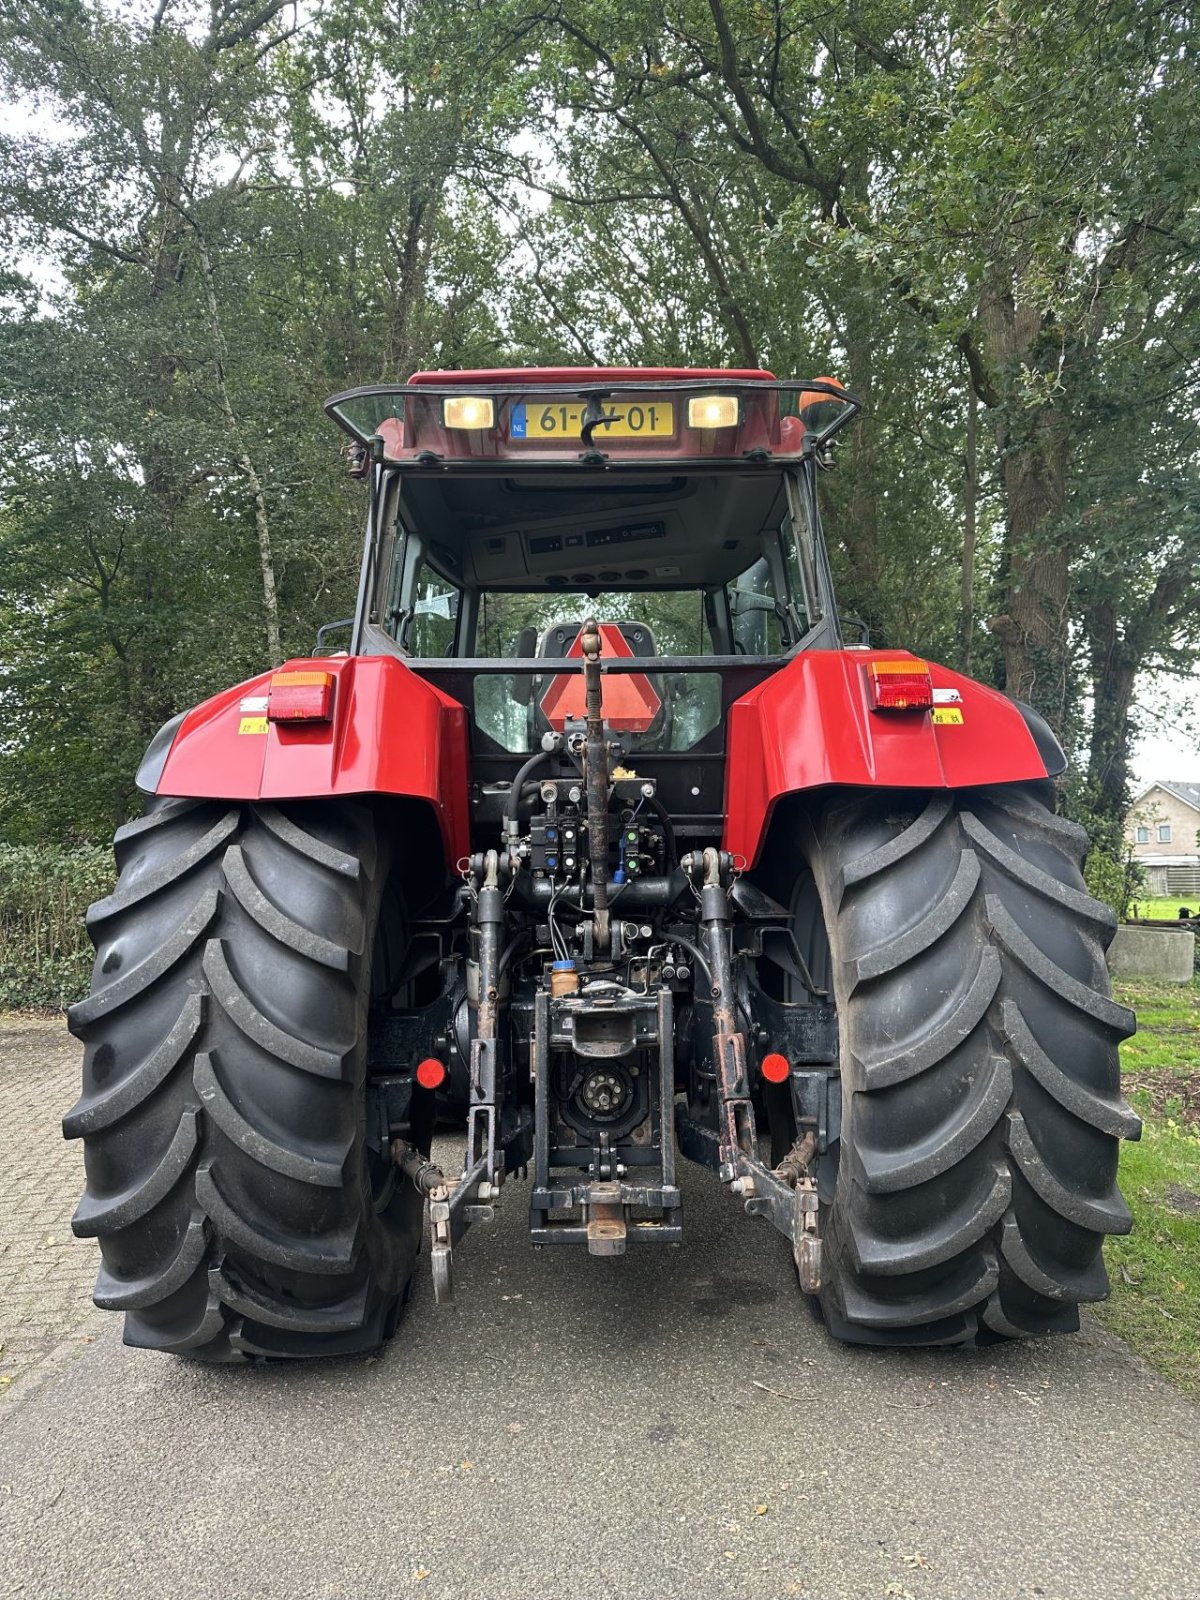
(504, 749, 553, 847)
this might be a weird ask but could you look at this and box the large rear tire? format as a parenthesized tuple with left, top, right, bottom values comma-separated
(64, 797, 424, 1361)
(797, 781, 1139, 1346)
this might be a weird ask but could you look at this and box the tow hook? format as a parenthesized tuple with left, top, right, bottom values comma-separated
(390, 1140, 454, 1301)
(390, 1140, 497, 1305)
(794, 1175, 822, 1293)
(776, 1132, 822, 1294)
(390, 1140, 455, 1302)
(428, 1182, 454, 1304)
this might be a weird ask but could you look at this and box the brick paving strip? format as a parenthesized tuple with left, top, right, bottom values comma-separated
(0, 1019, 104, 1403)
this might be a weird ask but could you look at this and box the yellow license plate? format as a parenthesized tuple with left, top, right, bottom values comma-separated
(513, 400, 674, 440)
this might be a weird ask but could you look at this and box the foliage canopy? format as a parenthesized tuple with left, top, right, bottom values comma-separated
(0, 0, 1196, 846)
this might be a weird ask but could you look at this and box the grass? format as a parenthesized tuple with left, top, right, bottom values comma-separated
(1127, 896, 1199, 921)
(1116, 978, 1200, 1078)
(1095, 976, 1200, 1398)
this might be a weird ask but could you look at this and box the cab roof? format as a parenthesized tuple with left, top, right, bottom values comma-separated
(406, 366, 778, 385)
(324, 369, 857, 470)
(326, 368, 859, 591)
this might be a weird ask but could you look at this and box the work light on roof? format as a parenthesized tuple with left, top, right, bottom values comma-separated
(443, 395, 494, 430)
(687, 394, 739, 429)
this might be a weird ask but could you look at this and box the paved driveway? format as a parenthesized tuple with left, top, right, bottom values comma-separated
(0, 1021, 98, 1396)
(2, 1022, 1198, 1600)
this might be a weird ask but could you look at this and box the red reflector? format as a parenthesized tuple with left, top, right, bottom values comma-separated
(761, 1052, 791, 1084)
(267, 670, 335, 723)
(867, 658, 933, 712)
(415, 1057, 446, 1091)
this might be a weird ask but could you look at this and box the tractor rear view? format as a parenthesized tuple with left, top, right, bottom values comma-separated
(65, 367, 1139, 1359)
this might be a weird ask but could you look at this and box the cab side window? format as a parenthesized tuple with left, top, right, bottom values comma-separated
(780, 494, 823, 633)
(379, 528, 405, 638)
(405, 562, 460, 656)
(730, 557, 783, 654)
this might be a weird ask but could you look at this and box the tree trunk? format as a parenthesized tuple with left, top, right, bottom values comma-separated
(959, 382, 977, 674)
(1086, 600, 1139, 847)
(980, 264, 1072, 732)
(387, 190, 438, 377)
(197, 236, 283, 668)
(1086, 558, 1195, 843)
(991, 408, 1071, 728)
(842, 296, 880, 630)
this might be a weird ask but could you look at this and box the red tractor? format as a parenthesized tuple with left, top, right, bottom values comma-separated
(65, 367, 1139, 1360)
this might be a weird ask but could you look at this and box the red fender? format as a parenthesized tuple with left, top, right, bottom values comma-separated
(154, 656, 470, 863)
(722, 650, 1053, 866)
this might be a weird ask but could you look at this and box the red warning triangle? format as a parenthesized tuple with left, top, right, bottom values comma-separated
(539, 623, 662, 733)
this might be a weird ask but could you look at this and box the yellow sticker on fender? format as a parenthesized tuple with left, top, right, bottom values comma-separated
(238, 716, 268, 735)
(932, 707, 964, 725)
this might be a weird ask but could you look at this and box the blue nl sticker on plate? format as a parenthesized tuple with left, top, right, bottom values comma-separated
(511, 404, 527, 439)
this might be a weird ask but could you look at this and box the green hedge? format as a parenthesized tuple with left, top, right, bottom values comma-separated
(0, 844, 113, 1010)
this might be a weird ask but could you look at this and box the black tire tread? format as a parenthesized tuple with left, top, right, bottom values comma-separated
(201, 937, 348, 1078)
(70, 888, 221, 1026)
(94, 1214, 210, 1310)
(71, 1110, 200, 1236)
(807, 782, 1139, 1347)
(66, 798, 421, 1361)
(63, 993, 206, 1136)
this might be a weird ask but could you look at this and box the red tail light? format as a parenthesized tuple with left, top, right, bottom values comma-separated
(415, 1057, 447, 1091)
(267, 670, 336, 723)
(760, 1052, 791, 1084)
(867, 658, 933, 713)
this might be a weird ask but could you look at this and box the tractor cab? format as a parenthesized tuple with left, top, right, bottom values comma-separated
(326, 368, 857, 851)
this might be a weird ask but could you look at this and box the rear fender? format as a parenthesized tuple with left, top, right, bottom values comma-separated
(723, 650, 1059, 866)
(142, 655, 470, 863)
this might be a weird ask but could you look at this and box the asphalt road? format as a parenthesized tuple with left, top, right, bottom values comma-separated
(2, 1032, 1199, 1600)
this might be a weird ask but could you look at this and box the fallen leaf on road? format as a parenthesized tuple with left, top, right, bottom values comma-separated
(753, 1503, 768, 1516)
(412, 1568, 430, 1583)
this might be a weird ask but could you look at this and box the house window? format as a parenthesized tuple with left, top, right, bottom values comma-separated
(1136, 826, 1150, 843)
(1158, 823, 1172, 843)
